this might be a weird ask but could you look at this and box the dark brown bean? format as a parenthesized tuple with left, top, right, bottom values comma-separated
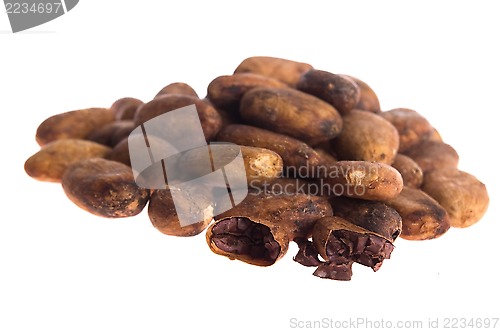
(177, 145, 283, 188)
(314, 146, 338, 165)
(207, 73, 286, 112)
(134, 94, 222, 141)
(61, 158, 150, 218)
(148, 186, 213, 236)
(297, 69, 361, 115)
(379, 108, 434, 152)
(385, 187, 451, 240)
(331, 110, 399, 164)
(111, 97, 144, 121)
(295, 215, 397, 280)
(105, 137, 131, 166)
(405, 141, 459, 173)
(422, 168, 489, 228)
(86, 120, 135, 147)
(25, 139, 111, 182)
(330, 197, 402, 243)
(215, 190, 333, 240)
(234, 56, 313, 87)
(341, 75, 381, 113)
(36, 108, 115, 146)
(217, 124, 323, 174)
(391, 154, 423, 188)
(154, 82, 199, 99)
(316, 161, 403, 201)
(240, 87, 343, 145)
(207, 189, 332, 266)
(207, 216, 285, 267)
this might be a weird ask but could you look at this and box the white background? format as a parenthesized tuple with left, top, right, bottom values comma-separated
(1, 1, 499, 331)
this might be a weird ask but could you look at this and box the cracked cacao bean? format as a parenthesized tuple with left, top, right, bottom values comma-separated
(207, 216, 285, 267)
(206, 191, 333, 266)
(295, 215, 397, 281)
(330, 197, 402, 243)
(216, 191, 333, 240)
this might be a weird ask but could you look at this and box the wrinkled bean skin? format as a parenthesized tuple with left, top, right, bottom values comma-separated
(154, 82, 199, 99)
(314, 147, 338, 165)
(61, 158, 150, 218)
(379, 108, 434, 152)
(405, 141, 459, 173)
(25, 139, 111, 182)
(309, 216, 395, 280)
(111, 97, 144, 121)
(422, 168, 489, 228)
(216, 191, 333, 241)
(330, 197, 402, 243)
(148, 187, 213, 236)
(385, 187, 450, 240)
(134, 94, 222, 141)
(341, 75, 381, 113)
(207, 73, 286, 111)
(105, 134, 178, 170)
(207, 216, 286, 267)
(105, 138, 131, 166)
(177, 145, 283, 188)
(316, 161, 403, 201)
(391, 154, 423, 188)
(297, 69, 361, 115)
(240, 87, 343, 146)
(36, 108, 115, 146)
(234, 56, 313, 87)
(217, 124, 323, 173)
(331, 110, 399, 164)
(86, 120, 135, 147)
(206, 190, 332, 267)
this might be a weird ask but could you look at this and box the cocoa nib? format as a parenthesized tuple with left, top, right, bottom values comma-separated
(313, 261, 354, 281)
(294, 237, 354, 281)
(327, 230, 394, 272)
(294, 231, 394, 281)
(211, 217, 281, 263)
(293, 238, 322, 267)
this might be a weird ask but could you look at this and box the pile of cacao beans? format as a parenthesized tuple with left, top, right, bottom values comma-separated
(25, 56, 489, 280)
